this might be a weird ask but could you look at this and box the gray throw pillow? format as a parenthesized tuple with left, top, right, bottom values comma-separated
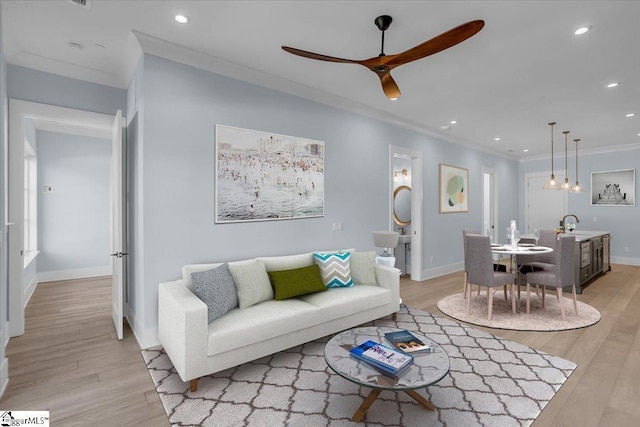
(191, 263, 238, 323)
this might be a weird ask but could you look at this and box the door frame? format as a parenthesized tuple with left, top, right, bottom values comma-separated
(482, 167, 498, 241)
(8, 99, 115, 337)
(389, 145, 423, 281)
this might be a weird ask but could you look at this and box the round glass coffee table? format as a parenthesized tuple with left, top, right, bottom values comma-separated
(324, 326, 450, 422)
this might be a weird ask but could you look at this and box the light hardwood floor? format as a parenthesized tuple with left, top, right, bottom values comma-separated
(2, 265, 638, 426)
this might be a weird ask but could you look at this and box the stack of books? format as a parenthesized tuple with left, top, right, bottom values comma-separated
(383, 330, 434, 354)
(349, 340, 413, 376)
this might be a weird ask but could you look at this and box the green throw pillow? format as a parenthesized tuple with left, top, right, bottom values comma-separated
(268, 264, 327, 300)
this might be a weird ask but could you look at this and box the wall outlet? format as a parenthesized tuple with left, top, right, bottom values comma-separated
(593, 217, 598, 222)
(624, 247, 630, 253)
(430, 255, 434, 263)
(43, 185, 53, 193)
(332, 222, 342, 231)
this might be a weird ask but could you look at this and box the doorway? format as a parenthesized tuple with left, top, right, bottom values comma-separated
(389, 145, 423, 281)
(482, 167, 498, 241)
(7, 100, 117, 337)
(525, 171, 567, 233)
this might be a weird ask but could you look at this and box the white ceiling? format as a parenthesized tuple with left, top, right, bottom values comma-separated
(3, 0, 640, 159)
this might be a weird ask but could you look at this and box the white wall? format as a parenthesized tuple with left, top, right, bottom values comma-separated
(36, 130, 111, 277)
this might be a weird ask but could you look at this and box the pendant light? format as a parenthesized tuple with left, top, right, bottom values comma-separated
(560, 130, 572, 191)
(543, 122, 558, 189)
(571, 138, 585, 193)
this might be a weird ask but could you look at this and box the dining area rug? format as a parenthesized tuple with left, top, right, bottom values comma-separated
(437, 292, 601, 331)
(142, 305, 576, 426)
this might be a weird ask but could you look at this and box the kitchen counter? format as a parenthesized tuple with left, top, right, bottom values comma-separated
(563, 230, 611, 242)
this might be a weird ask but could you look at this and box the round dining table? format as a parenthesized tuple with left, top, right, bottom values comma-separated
(491, 243, 553, 312)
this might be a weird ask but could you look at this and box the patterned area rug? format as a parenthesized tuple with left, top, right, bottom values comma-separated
(437, 292, 601, 331)
(142, 306, 576, 426)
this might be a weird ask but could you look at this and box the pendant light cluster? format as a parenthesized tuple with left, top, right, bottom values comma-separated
(543, 121, 584, 193)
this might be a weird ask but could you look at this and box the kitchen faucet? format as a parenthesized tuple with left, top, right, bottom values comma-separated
(561, 214, 580, 232)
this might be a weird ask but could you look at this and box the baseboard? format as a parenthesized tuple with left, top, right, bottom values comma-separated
(610, 256, 640, 266)
(127, 308, 160, 350)
(24, 275, 38, 307)
(36, 265, 112, 283)
(421, 262, 463, 281)
(0, 357, 8, 400)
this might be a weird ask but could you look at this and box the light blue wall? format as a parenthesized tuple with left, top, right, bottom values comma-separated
(7, 65, 125, 115)
(36, 130, 111, 274)
(520, 147, 640, 263)
(135, 54, 519, 344)
(0, 4, 8, 390)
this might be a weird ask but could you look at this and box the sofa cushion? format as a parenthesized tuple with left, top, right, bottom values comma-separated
(313, 252, 353, 288)
(268, 264, 327, 300)
(257, 252, 314, 272)
(350, 251, 378, 286)
(207, 299, 320, 355)
(228, 260, 273, 309)
(298, 285, 391, 318)
(191, 263, 238, 323)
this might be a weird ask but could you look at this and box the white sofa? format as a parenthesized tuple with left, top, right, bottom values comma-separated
(158, 250, 400, 391)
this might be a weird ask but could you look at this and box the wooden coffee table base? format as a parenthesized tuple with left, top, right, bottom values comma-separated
(352, 388, 435, 422)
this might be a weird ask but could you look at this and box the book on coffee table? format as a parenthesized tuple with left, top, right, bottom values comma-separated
(384, 330, 433, 354)
(349, 340, 413, 376)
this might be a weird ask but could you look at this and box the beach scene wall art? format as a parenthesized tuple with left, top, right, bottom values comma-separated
(215, 125, 324, 223)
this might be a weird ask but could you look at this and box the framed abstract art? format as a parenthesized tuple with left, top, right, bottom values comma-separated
(439, 163, 468, 213)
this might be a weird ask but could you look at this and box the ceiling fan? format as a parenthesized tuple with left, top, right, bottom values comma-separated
(282, 15, 484, 100)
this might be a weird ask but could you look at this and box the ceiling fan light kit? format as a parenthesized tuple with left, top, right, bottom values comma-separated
(282, 15, 484, 100)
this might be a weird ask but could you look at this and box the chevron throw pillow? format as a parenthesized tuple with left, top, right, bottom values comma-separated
(313, 252, 354, 288)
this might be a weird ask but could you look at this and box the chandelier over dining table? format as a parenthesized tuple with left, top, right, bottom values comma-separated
(542, 121, 583, 193)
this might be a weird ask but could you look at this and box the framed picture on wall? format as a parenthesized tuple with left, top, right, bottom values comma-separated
(591, 168, 635, 206)
(215, 125, 325, 223)
(439, 163, 469, 213)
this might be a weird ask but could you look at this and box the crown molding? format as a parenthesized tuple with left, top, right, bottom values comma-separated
(521, 142, 640, 162)
(132, 31, 518, 162)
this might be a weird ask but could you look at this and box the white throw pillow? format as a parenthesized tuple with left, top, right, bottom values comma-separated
(228, 260, 273, 309)
(350, 251, 378, 286)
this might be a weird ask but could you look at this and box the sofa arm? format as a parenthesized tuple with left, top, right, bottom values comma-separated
(374, 263, 401, 310)
(158, 280, 208, 382)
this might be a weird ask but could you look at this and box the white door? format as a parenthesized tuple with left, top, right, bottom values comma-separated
(111, 110, 125, 340)
(482, 169, 497, 241)
(525, 172, 567, 233)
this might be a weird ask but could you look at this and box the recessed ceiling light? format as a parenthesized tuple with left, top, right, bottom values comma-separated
(440, 125, 450, 130)
(174, 14, 190, 24)
(523, 149, 529, 152)
(450, 120, 457, 125)
(68, 42, 84, 50)
(494, 137, 501, 141)
(574, 26, 590, 35)
(626, 113, 635, 117)
(606, 82, 619, 88)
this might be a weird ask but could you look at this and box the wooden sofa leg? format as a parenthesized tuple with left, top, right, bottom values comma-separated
(190, 378, 198, 392)
(392, 312, 397, 321)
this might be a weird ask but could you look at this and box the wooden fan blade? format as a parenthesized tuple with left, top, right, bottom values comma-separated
(282, 46, 362, 64)
(379, 73, 401, 100)
(386, 20, 484, 67)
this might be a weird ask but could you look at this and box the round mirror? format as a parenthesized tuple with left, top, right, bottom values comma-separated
(393, 185, 411, 226)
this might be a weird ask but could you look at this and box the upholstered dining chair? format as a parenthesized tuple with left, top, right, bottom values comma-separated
(517, 229, 558, 274)
(525, 234, 577, 320)
(462, 230, 507, 298)
(462, 229, 479, 298)
(465, 234, 515, 320)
